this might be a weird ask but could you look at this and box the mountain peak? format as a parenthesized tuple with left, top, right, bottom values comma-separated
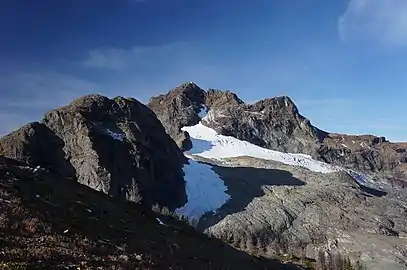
(2, 94, 187, 209)
(175, 81, 202, 93)
(148, 83, 317, 153)
(205, 89, 244, 108)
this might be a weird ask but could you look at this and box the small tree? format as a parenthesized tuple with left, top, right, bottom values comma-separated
(127, 178, 142, 203)
(317, 250, 327, 270)
(355, 261, 367, 270)
(343, 257, 353, 270)
(160, 206, 171, 216)
(316, 249, 366, 270)
(152, 203, 161, 213)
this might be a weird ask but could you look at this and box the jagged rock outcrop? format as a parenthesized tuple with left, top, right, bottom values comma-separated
(0, 94, 187, 209)
(203, 96, 325, 154)
(149, 82, 407, 179)
(148, 82, 205, 150)
(317, 134, 407, 181)
(0, 122, 75, 179)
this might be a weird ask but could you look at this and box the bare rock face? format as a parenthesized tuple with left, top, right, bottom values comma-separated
(149, 83, 407, 179)
(198, 157, 407, 270)
(0, 122, 75, 179)
(202, 96, 325, 154)
(148, 82, 205, 150)
(317, 135, 407, 178)
(0, 94, 187, 209)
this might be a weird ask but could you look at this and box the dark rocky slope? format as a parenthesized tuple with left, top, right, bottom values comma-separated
(0, 94, 187, 210)
(148, 82, 407, 180)
(0, 156, 299, 270)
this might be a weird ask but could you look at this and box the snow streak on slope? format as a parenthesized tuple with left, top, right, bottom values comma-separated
(105, 129, 125, 141)
(176, 159, 230, 225)
(182, 123, 338, 174)
(348, 170, 387, 191)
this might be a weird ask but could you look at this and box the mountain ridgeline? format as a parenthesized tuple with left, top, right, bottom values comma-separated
(1, 82, 407, 269)
(148, 82, 407, 182)
(0, 94, 187, 210)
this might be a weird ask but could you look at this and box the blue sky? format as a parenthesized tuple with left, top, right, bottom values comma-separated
(1, 0, 406, 142)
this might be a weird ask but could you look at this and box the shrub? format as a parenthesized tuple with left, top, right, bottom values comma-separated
(127, 179, 142, 203)
(316, 250, 366, 270)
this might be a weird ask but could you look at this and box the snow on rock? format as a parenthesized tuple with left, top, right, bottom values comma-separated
(182, 122, 337, 174)
(156, 217, 166, 226)
(105, 129, 125, 141)
(175, 159, 230, 225)
(347, 170, 386, 191)
(178, 123, 387, 224)
(33, 165, 41, 173)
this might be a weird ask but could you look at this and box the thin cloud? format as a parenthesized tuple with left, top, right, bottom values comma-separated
(339, 0, 407, 47)
(0, 70, 100, 137)
(1, 71, 99, 110)
(82, 49, 128, 69)
(81, 43, 184, 70)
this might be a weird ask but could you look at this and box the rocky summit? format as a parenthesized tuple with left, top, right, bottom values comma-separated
(0, 94, 187, 210)
(149, 82, 407, 181)
(147, 82, 407, 269)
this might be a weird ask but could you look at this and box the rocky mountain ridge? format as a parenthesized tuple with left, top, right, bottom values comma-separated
(1, 82, 406, 269)
(148, 82, 407, 181)
(0, 94, 187, 210)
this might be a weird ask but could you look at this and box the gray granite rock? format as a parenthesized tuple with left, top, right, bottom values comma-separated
(149, 83, 407, 180)
(0, 94, 187, 209)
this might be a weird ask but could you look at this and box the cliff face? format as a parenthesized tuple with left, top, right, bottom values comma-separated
(148, 82, 205, 151)
(0, 94, 187, 209)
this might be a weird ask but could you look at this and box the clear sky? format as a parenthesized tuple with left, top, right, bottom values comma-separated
(1, 0, 406, 142)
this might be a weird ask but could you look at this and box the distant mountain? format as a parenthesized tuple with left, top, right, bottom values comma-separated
(148, 82, 407, 183)
(147, 82, 407, 269)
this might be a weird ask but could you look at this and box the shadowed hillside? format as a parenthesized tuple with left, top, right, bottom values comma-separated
(0, 156, 301, 270)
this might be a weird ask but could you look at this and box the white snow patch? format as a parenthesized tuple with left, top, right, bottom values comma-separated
(347, 170, 385, 191)
(175, 159, 230, 225)
(182, 123, 337, 174)
(198, 105, 208, 119)
(341, 144, 348, 148)
(106, 129, 125, 141)
(156, 217, 166, 226)
(360, 142, 372, 150)
(178, 122, 387, 224)
(352, 140, 355, 144)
